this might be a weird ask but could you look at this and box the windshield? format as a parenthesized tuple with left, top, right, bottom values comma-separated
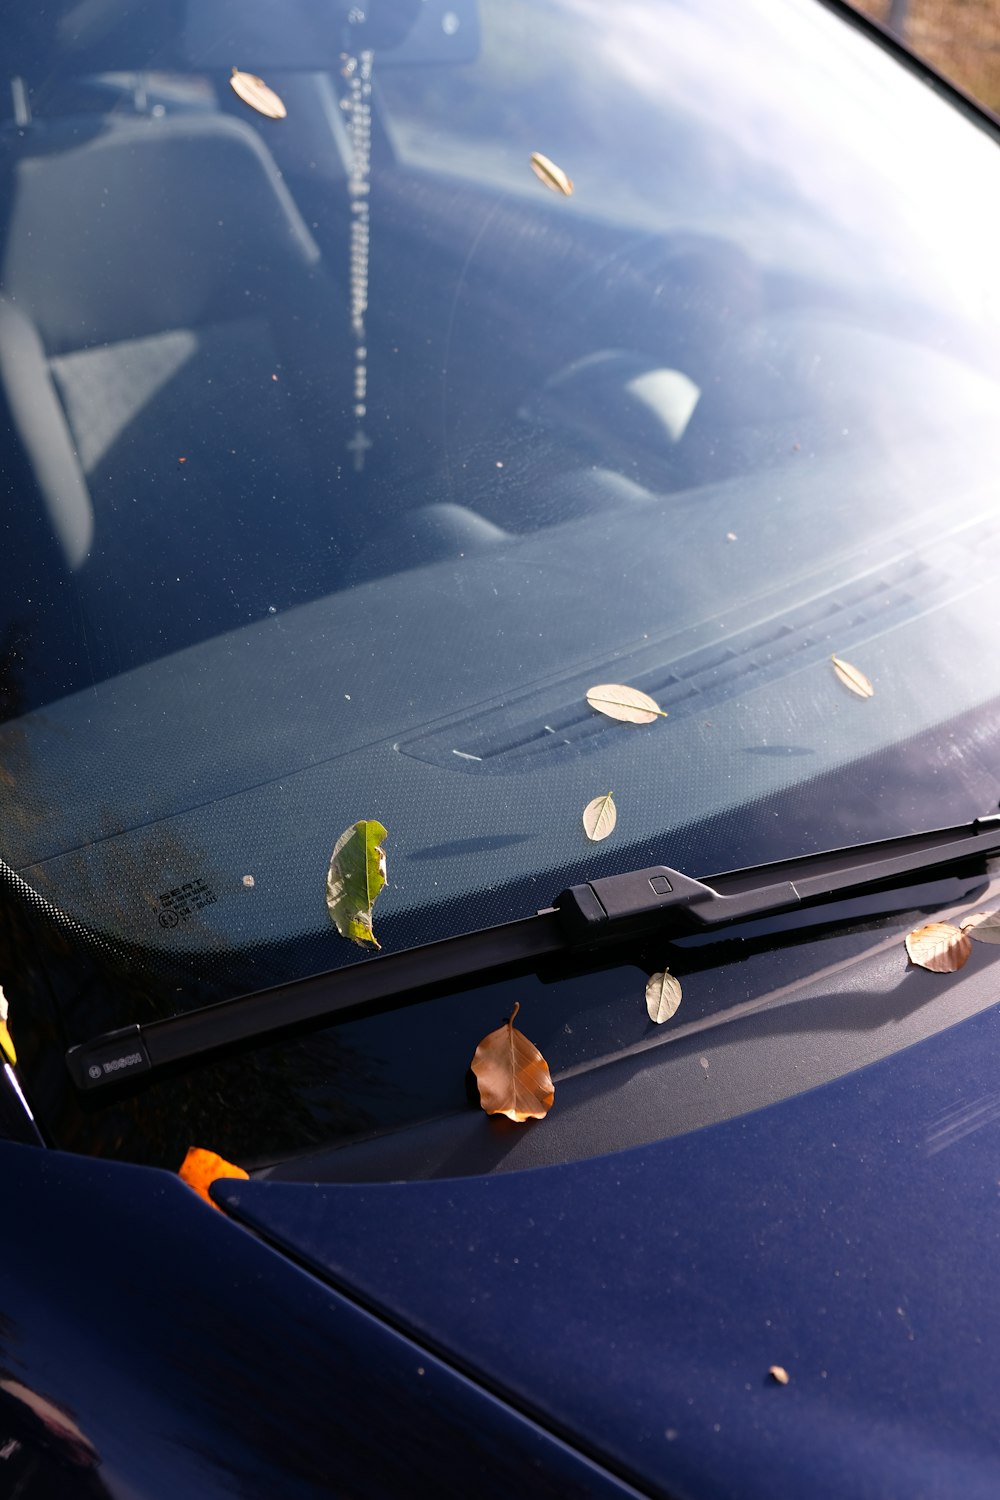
(4, 0, 1000, 1166)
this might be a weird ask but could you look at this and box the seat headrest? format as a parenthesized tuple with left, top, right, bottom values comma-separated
(1, 114, 321, 353)
(6, 0, 423, 75)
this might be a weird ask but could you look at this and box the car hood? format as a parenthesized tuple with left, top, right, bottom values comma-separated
(217, 998, 1000, 1499)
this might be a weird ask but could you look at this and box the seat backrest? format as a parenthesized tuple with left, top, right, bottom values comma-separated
(0, 108, 351, 689)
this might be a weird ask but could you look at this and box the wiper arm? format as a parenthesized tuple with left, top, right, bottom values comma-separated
(66, 813, 1000, 1092)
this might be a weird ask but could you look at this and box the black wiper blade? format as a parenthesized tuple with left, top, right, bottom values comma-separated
(66, 813, 1000, 1092)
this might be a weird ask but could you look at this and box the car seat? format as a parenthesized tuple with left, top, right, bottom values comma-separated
(0, 104, 353, 688)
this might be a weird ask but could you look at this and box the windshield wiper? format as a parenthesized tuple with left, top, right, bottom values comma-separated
(66, 813, 1000, 1091)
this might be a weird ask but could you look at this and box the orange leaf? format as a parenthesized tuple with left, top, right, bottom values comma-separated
(179, 1146, 249, 1209)
(470, 1001, 554, 1122)
(904, 921, 972, 973)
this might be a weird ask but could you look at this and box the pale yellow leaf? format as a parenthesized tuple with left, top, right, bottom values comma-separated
(831, 655, 874, 699)
(470, 1001, 554, 1122)
(960, 909, 1000, 943)
(904, 921, 971, 972)
(529, 151, 574, 196)
(582, 791, 617, 842)
(586, 683, 667, 724)
(230, 67, 287, 120)
(646, 970, 682, 1024)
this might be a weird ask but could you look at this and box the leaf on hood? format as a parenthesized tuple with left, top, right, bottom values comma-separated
(586, 683, 667, 724)
(960, 909, 1000, 943)
(326, 820, 388, 948)
(645, 969, 682, 1023)
(0, 986, 13, 1065)
(529, 151, 574, 196)
(582, 791, 617, 842)
(904, 921, 972, 972)
(230, 67, 287, 120)
(178, 1146, 249, 1210)
(470, 1001, 554, 1122)
(831, 655, 874, 698)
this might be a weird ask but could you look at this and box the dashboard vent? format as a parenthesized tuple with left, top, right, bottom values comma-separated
(398, 553, 950, 774)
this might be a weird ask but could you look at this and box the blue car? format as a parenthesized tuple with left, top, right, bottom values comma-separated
(4, 1, 1000, 1495)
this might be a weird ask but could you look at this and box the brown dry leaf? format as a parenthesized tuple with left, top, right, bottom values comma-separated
(904, 921, 972, 973)
(582, 791, 617, 842)
(230, 67, 287, 120)
(769, 1365, 790, 1386)
(586, 683, 667, 724)
(470, 1001, 554, 1122)
(529, 151, 574, 196)
(831, 655, 874, 699)
(179, 1146, 249, 1210)
(960, 909, 1000, 944)
(646, 969, 682, 1024)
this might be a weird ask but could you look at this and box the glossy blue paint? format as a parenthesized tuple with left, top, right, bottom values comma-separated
(219, 1005, 1000, 1500)
(0, 1142, 644, 1499)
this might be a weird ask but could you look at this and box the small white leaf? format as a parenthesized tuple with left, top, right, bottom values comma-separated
(230, 67, 287, 120)
(582, 791, 617, 842)
(960, 909, 1000, 943)
(645, 970, 682, 1024)
(586, 683, 667, 724)
(529, 151, 574, 196)
(831, 655, 874, 699)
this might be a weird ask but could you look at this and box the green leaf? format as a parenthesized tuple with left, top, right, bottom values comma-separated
(326, 819, 388, 948)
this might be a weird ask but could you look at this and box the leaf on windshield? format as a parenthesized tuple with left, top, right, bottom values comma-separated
(586, 683, 667, 724)
(0, 1008, 12, 1068)
(583, 791, 617, 842)
(326, 820, 388, 948)
(529, 151, 574, 196)
(230, 67, 287, 120)
(831, 655, 874, 699)
(960, 909, 1000, 943)
(904, 921, 972, 972)
(646, 969, 682, 1024)
(178, 1146, 249, 1210)
(470, 1002, 554, 1122)
(0, 986, 13, 1065)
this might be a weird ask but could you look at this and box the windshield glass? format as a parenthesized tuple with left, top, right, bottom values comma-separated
(4, 0, 1000, 1164)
